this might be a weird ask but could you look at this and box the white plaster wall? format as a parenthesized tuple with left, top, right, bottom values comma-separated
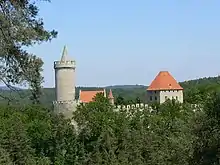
(55, 68, 75, 101)
(159, 90, 183, 103)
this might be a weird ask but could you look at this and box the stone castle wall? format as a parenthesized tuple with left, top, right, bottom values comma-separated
(53, 100, 77, 119)
(54, 60, 76, 102)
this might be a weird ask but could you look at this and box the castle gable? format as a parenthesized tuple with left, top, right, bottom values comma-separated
(147, 71, 183, 91)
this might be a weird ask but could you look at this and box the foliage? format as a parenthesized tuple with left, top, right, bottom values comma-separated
(0, 88, 220, 164)
(0, 0, 57, 103)
(72, 94, 196, 165)
(0, 104, 80, 164)
(190, 92, 220, 165)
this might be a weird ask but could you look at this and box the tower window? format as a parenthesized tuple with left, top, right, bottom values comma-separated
(150, 96, 152, 101)
(155, 96, 157, 100)
(165, 96, 168, 100)
(176, 96, 178, 100)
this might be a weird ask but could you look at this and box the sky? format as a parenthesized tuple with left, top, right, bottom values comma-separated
(28, 0, 220, 87)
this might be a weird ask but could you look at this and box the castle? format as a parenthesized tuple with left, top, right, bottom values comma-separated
(53, 46, 184, 118)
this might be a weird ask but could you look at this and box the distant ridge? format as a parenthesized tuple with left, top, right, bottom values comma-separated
(1, 76, 220, 106)
(0, 86, 22, 91)
(1, 75, 220, 91)
(105, 85, 146, 89)
(0, 85, 147, 90)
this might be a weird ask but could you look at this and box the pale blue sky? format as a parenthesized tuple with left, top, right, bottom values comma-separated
(28, 0, 220, 87)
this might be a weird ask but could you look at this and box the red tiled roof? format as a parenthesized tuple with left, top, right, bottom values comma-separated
(147, 71, 183, 91)
(108, 89, 114, 99)
(79, 90, 104, 103)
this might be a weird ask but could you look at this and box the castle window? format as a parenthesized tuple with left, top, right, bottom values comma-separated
(150, 96, 152, 101)
(155, 96, 157, 100)
(176, 96, 178, 100)
(154, 91, 156, 94)
(165, 96, 168, 100)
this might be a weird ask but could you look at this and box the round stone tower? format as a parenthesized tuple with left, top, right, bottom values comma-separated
(53, 46, 77, 118)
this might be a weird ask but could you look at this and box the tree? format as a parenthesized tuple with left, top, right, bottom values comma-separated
(135, 97, 141, 104)
(0, 147, 13, 165)
(146, 101, 195, 165)
(0, 111, 37, 164)
(0, 0, 57, 103)
(115, 95, 125, 105)
(73, 93, 153, 165)
(0, 104, 84, 164)
(73, 93, 132, 164)
(191, 92, 220, 165)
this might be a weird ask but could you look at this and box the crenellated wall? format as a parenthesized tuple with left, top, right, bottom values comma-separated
(54, 61, 76, 68)
(114, 103, 151, 110)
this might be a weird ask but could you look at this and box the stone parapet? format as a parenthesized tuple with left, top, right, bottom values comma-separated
(54, 61, 76, 69)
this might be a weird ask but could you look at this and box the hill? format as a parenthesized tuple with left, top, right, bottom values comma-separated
(0, 86, 21, 90)
(1, 76, 220, 105)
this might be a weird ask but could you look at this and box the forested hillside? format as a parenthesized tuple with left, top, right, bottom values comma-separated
(1, 76, 220, 106)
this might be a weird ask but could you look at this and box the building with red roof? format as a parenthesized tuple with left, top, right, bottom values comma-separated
(146, 71, 183, 103)
(79, 88, 114, 104)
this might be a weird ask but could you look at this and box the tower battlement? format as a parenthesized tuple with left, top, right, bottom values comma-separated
(54, 61, 76, 69)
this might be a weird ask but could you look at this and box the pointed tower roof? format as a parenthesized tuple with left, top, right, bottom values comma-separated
(147, 71, 183, 91)
(60, 45, 69, 61)
(108, 89, 114, 99)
